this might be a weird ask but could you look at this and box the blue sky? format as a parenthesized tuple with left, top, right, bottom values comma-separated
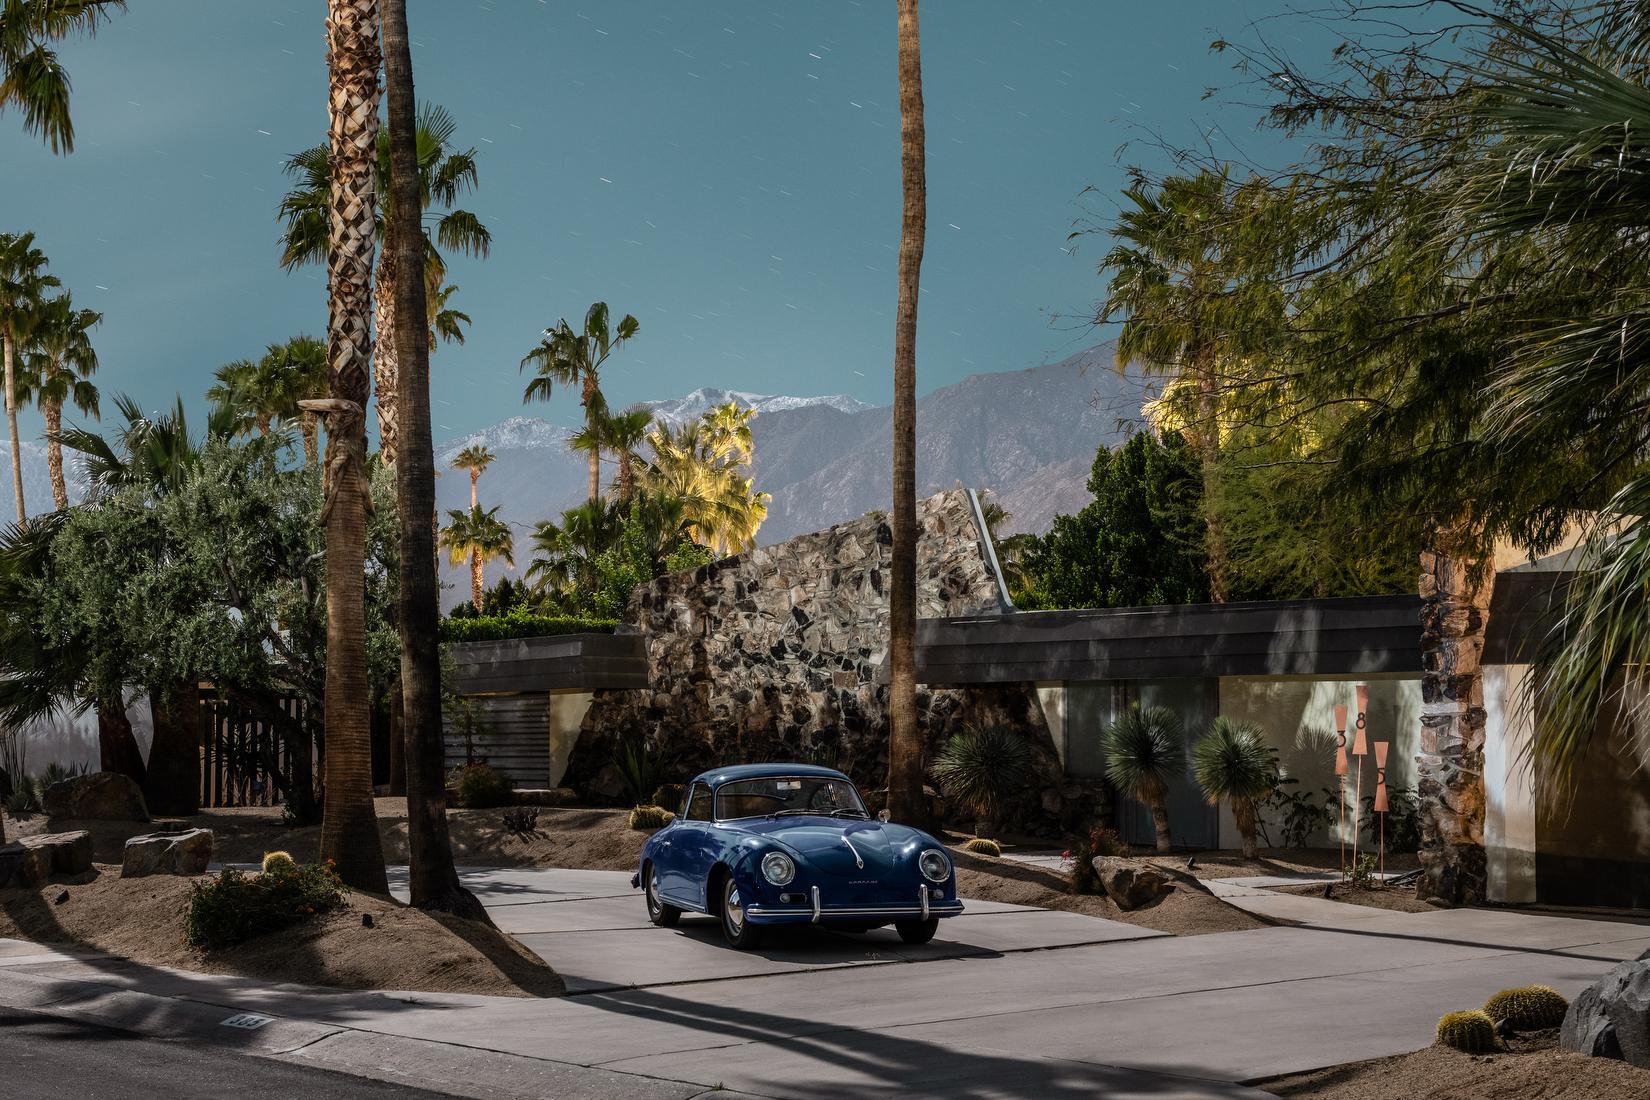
(6, 0, 1309, 442)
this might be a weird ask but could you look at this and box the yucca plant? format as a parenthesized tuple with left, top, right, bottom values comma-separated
(1191, 718, 1275, 860)
(1101, 705, 1185, 854)
(929, 726, 1035, 836)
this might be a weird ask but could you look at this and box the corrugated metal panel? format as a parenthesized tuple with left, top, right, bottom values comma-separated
(443, 694, 550, 789)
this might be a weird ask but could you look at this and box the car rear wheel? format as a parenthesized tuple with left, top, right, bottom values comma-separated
(896, 918, 939, 945)
(720, 875, 765, 949)
(645, 863, 681, 928)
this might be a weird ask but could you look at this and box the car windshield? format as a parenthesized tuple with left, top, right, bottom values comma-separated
(714, 776, 868, 821)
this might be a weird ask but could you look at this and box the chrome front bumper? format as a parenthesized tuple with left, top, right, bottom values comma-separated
(746, 883, 962, 924)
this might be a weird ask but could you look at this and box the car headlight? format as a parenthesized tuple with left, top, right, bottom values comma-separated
(761, 851, 796, 886)
(919, 848, 950, 883)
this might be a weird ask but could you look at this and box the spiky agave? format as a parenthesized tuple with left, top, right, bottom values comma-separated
(1191, 717, 1275, 860)
(1101, 705, 1185, 854)
(930, 726, 1036, 834)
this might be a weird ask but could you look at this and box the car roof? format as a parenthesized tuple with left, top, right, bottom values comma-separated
(690, 762, 853, 788)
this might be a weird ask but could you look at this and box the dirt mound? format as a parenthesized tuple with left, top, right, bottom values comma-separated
(0, 866, 562, 998)
(948, 847, 1275, 936)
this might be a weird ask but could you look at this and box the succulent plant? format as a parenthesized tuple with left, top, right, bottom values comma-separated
(1436, 1009, 1499, 1053)
(1483, 985, 1569, 1030)
(629, 804, 673, 831)
(261, 850, 298, 877)
(963, 837, 1002, 857)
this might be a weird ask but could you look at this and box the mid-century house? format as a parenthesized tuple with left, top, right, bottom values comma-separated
(443, 489, 1647, 912)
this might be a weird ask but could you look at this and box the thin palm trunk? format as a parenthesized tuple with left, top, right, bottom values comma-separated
(617, 452, 634, 503)
(470, 548, 484, 609)
(582, 374, 601, 503)
(382, 0, 486, 919)
(1233, 797, 1258, 860)
(886, 0, 927, 826)
(1148, 793, 1173, 854)
(44, 398, 67, 509)
(301, 411, 320, 466)
(3, 325, 24, 523)
(315, 0, 388, 894)
(374, 248, 400, 467)
(469, 467, 478, 507)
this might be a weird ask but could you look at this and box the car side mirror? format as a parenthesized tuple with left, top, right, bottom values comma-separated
(877, 809, 891, 823)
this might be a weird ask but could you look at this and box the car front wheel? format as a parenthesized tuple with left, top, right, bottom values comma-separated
(896, 918, 938, 945)
(720, 875, 765, 949)
(645, 863, 681, 928)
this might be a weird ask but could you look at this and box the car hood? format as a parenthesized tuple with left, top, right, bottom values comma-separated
(734, 817, 931, 879)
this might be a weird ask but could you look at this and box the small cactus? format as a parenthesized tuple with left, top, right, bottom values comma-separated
(1483, 984, 1569, 1030)
(1436, 1009, 1498, 1053)
(629, 804, 673, 831)
(963, 837, 1002, 857)
(261, 850, 298, 877)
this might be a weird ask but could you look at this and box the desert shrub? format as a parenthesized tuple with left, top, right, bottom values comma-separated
(1435, 1009, 1498, 1053)
(1345, 852, 1378, 889)
(629, 804, 672, 830)
(614, 737, 666, 806)
(502, 807, 541, 837)
(261, 850, 298, 876)
(963, 837, 1002, 857)
(1361, 786, 1422, 854)
(651, 783, 685, 812)
(449, 762, 513, 809)
(1483, 985, 1568, 1030)
(1265, 779, 1337, 849)
(1067, 826, 1129, 895)
(930, 727, 1036, 830)
(185, 862, 346, 948)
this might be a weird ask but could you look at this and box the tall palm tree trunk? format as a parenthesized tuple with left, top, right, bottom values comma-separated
(582, 374, 601, 502)
(382, 0, 486, 919)
(886, 0, 927, 826)
(301, 411, 320, 466)
(314, 0, 388, 895)
(1193, 349, 1228, 602)
(1234, 798, 1258, 860)
(374, 248, 400, 467)
(470, 547, 484, 609)
(3, 325, 24, 524)
(43, 399, 67, 509)
(1416, 523, 1490, 906)
(469, 468, 478, 507)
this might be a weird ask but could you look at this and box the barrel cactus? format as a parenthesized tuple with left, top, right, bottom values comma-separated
(1436, 1009, 1498, 1052)
(963, 837, 1002, 857)
(260, 850, 298, 877)
(629, 804, 673, 831)
(1483, 985, 1568, 1029)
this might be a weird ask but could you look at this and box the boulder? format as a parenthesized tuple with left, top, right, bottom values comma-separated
(120, 828, 213, 878)
(1091, 856, 1172, 911)
(17, 830, 93, 875)
(513, 788, 578, 807)
(0, 842, 52, 889)
(42, 772, 150, 822)
(1561, 957, 1650, 1066)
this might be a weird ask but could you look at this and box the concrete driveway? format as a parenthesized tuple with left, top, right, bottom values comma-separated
(4, 866, 1647, 1099)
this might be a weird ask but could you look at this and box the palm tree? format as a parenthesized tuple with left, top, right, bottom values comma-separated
(1102, 705, 1185, 854)
(520, 301, 638, 503)
(307, 0, 387, 894)
(571, 393, 653, 504)
(56, 393, 252, 499)
(276, 335, 329, 466)
(451, 443, 494, 508)
(887, 0, 927, 826)
(18, 292, 99, 508)
(0, 232, 58, 523)
(382, 0, 483, 921)
(278, 104, 489, 468)
(441, 504, 513, 611)
(0, 0, 125, 153)
(427, 282, 469, 351)
(640, 416, 768, 554)
(525, 498, 623, 598)
(1191, 717, 1273, 860)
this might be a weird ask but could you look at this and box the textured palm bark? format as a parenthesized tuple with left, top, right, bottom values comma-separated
(382, 0, 486, 920)
(582, 373, 600, 502)
(301, 412, 320, 466)
(373, 247, 399, 468)
(315, 0, 388, 895)
(1233, 798, 1258, 860)
(1415, 527, 1491, 906)
(470, 548, 484, 610)
(3, 326, 24, 523)
(1145, 778, 1173, 854)
(144, 679, 201, 816)
(886, 0, 927, 827)
(44, 399, 67, 509)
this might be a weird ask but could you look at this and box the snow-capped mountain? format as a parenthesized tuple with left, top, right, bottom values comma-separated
(0, 440, 84, 517)
(639, 388, 872, 427)
(434, 416, 571, 467)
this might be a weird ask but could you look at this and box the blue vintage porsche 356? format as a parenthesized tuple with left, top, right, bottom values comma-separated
(631, 763, 962, 948)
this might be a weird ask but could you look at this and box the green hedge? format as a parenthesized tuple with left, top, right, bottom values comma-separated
(438, 612, 617, 644)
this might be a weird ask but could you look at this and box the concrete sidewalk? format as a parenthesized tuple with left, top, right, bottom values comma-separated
(3, 867, 1645, 1098)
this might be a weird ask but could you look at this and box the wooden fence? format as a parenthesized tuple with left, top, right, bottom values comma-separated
(198, 691, 315, 809)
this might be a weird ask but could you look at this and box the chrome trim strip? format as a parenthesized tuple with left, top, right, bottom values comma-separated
(810, 885, 822, 923)
(748, 902, 963, 918)
(659, 892, 707, 914)
(842, 835, 864, 869)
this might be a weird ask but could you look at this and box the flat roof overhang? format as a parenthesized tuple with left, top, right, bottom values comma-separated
(915, 594, 1425, 686)
(446, 632, 650, 695)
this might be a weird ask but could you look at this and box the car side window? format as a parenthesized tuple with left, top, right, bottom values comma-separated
(686, 783, 713, 822)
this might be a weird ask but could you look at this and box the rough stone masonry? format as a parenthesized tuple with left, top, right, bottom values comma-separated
(565, 489, 1104, 834)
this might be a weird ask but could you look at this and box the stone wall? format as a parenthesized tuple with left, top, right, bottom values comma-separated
(565, 490, 1105, 835)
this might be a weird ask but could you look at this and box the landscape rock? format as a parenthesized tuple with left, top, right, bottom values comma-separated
(17, 830, 93, 875)
(42, 772, 150, 822)
(1561, 957, 1650, 1066)
(0, 842, 52, 888)
(513, 787, 578, 807)
(120, 828, 214, 878)
(1091, 856, 1172, 911)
